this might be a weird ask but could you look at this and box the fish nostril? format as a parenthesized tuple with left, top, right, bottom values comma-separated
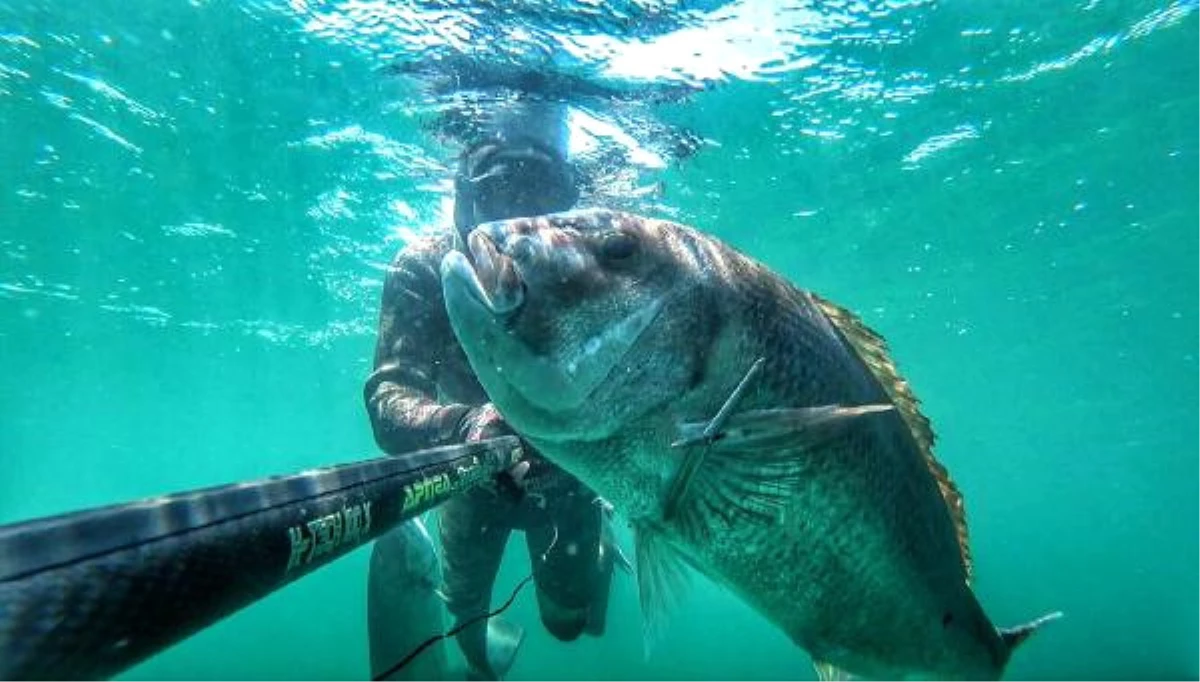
(510, 236, 537, 262)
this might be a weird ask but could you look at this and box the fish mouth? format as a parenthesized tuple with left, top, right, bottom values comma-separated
(462, 230, 524, 316)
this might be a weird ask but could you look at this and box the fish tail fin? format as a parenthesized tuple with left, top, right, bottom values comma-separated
(999, 610, 1064, 656)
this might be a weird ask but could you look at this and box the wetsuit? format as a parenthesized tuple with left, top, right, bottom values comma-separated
(364, 226, 611, 675)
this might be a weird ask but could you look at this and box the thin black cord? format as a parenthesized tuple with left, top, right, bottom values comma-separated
(372, 528, 554, 682)
(372, 573, 535, 681)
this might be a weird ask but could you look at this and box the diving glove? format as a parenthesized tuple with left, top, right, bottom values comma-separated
(458, 403, 529, 499)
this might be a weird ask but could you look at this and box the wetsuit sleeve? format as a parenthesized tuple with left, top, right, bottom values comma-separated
(363, 241, 474, 456)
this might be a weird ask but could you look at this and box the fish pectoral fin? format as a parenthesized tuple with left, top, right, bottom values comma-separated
(813, 660, 856, 681)
(668, 404, 895, 537)
(633, 522, 692, 659)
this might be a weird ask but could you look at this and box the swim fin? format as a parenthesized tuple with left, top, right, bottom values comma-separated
(485, 618, 525, 679)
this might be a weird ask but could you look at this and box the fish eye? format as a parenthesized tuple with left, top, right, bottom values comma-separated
(600, 232, 638, 261)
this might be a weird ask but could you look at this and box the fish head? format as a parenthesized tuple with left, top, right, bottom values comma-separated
(441, 208, 715, 442)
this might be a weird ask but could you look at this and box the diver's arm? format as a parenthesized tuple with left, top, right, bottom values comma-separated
(363, 241, 474, 456)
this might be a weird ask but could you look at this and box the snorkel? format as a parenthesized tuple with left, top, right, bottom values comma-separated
(453, 99, 580, 244)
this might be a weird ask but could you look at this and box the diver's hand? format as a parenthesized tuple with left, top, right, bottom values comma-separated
(461, 404, 531, 492)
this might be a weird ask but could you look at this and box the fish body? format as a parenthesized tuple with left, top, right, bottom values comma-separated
(440, 208, 1056, 680)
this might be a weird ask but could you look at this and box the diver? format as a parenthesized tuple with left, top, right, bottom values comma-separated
(363, 98, 619, 681)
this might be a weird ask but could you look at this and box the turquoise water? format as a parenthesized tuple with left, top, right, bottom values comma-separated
(1, 1, 1197, 679)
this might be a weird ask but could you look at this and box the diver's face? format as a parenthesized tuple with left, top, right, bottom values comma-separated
(466, 144, 576, 224)
(474, 162, 569, 222)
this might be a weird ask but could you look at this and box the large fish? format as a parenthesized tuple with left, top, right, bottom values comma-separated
(439, 208, 1059, 680)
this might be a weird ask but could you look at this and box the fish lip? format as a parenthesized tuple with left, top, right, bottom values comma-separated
(464, 230, 524, 316)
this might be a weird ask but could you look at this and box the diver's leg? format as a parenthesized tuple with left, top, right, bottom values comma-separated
(584, 512, 620, 637)
(367, 518, 451, 680)
(438, 488, 511, 680)
(524, 484, 606, 642)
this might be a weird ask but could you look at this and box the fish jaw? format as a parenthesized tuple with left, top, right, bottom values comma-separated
(439, 230, 525, 316)
(440, 249, 571, 422)
(441, 242, 664, 443)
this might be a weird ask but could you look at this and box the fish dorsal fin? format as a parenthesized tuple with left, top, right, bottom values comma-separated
(810, 293, 974, 583)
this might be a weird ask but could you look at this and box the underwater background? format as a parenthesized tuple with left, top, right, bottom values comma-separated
(1, 0, 1196, 679)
